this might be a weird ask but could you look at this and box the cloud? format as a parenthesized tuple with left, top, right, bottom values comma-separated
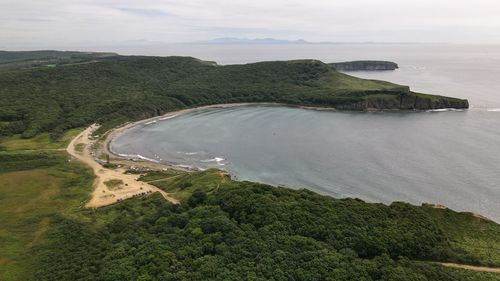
(1, 0, 500, 48)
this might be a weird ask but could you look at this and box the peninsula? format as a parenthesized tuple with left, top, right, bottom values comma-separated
(0, 51, 467, 140)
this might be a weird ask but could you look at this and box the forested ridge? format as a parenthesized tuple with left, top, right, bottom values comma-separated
(31, 173, 500, 281)
(0, 52, 467, 139)
(0, 50, 117, 70)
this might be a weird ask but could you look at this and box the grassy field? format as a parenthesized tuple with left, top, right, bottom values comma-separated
(0, 128, 81, 151)
(425, 207, 500, 267)
(0, 144, 93, 280)
(139, 168, 231, 201)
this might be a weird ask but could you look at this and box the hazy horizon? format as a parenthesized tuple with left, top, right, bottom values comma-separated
(2, 0, 500, 50)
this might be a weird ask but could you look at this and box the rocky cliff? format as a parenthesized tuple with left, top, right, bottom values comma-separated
(329, 61, 399, 71)
(334, 91, 469, 111)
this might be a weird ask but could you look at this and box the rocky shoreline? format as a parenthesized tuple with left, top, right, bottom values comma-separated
(335, 92, 469, 110)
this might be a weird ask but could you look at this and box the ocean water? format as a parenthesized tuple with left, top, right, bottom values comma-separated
(110, 44, 500, 221)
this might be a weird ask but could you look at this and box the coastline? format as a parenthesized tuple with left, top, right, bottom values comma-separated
(103, 103, 283, 171)
(67, 124, 180, 208)
(102, 102, 344, 169)
(86, 103, 494, 222)
(102, 102, 468, 172)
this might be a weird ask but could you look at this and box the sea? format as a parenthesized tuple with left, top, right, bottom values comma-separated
(109, 44, 500, 222)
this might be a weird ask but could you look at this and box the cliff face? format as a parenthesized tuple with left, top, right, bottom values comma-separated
(329, 61, 399, 71)
(334, 92, 469, 111)
(400, 93, 469, 110)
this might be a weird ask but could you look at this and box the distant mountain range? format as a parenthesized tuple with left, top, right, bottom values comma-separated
(189, 37, 311, 45)
(185, 37, 421, 45)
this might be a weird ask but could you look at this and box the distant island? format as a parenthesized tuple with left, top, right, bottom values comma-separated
(329, 60, 399, 71)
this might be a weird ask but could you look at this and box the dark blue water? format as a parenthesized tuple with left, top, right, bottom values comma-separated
(111, 44, 500, 221)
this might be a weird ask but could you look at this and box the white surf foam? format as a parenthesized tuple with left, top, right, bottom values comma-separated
(178, 151, 199, 155)
(114, 151, 160, 163)
(159, 114, 179, 120)
(201, 157, 226, 165)
(136, 154, 160, 163)
(116, 152, 138, 158)
(426, 108, 464, 112)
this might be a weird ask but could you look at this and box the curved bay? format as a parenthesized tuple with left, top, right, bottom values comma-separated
(111, 106, 500, 222)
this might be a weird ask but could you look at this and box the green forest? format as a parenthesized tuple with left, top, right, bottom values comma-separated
(28, 169, 500, 280)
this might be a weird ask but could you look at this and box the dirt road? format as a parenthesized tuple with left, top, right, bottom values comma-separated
(438, 262, 500, 274)
(66, 124, 179, 208)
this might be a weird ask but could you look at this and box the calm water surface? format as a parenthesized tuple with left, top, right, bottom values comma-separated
(111, 44, 500, 221)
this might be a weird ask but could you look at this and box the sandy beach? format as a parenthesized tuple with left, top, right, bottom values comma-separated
(67, 102, 316, 208)
(67, 124, 179, 208)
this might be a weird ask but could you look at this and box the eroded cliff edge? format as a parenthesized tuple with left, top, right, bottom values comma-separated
(333, 89, 469, 111)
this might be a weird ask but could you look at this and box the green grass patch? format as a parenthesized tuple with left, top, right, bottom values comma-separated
(74, 143, 85, 153)
(424, 206, 500, 267)
(0, 151, 93, 281)
(142, 169, 231, 201)
(0, 150, 65, 173)
(0, 128, 81, 151)
(319, 70, 404, 92)
(103, 179, 123, 190)
(138, 169, 187, 181)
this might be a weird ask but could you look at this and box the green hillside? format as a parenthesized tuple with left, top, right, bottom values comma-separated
(28, 168, 500, 280)
(0, 53, 467, 140)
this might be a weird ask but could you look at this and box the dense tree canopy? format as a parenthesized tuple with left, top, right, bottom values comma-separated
(31, 174, 500, 281)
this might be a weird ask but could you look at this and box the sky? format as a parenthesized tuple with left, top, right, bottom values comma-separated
(1, 0, 500, 49)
